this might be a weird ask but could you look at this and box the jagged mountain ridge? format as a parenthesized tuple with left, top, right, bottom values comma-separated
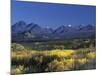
(12, 21, 53, 34)
(12, 21, 96, 41)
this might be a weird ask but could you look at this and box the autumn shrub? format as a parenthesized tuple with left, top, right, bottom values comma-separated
(12, 43, 25, 51)
(11, 47, 96, 74)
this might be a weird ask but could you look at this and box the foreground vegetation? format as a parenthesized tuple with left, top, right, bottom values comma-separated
(11, 39, 96, 74)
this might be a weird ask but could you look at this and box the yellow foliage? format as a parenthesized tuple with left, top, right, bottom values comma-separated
(47, 59, 67, 71)
(63, 58, 75, 69)
(12, 49, 75, 59)
(78, 58, 88, 64)
(12, 48, 96, 73)
(43, 49, 75, 57)
(87, 52, 96, 59)
(11, 65, 24, 74)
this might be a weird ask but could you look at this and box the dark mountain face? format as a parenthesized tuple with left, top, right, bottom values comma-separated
(12, 21, 96, 41)
(53, 25, 67, 33)
(25, 23, 36, 32)
(77, 24, 95, 31)
(53, 25, 78, 34)
(12, 21, 27, 33)
(28, 24, 42, 34)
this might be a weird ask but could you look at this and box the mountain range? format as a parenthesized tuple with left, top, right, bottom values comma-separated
(12, 21, 96, 42)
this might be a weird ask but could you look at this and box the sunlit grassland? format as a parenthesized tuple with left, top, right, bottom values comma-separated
(11, 48, 96, 74)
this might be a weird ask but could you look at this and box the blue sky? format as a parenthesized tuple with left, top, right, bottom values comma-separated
(12, 0, 96, 28)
